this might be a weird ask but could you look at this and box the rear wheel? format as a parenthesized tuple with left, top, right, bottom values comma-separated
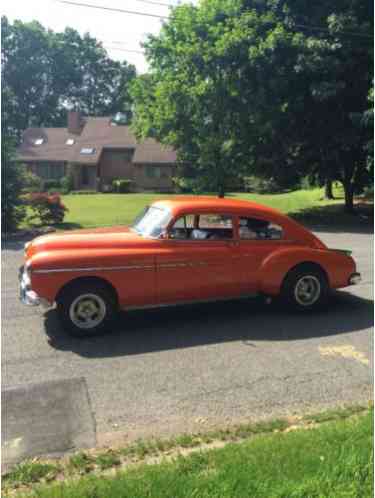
(281, 265, 329, 311)
(57, 282, 117, 337)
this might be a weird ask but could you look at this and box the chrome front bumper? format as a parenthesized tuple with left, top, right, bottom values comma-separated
(348, 272, 362, 285)
(19, 266, 50, 307)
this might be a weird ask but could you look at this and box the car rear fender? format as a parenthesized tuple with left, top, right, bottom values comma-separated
(258, 247, 330, 296)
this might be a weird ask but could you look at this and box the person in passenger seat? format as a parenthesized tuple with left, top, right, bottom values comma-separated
(239, 226, 257, 239)
(191, 229, 209, 239)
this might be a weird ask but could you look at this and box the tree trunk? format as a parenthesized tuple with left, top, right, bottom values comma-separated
(218, 184, 225, 198)
(324, 179, 334, 199)
(343, 181, 355, 213)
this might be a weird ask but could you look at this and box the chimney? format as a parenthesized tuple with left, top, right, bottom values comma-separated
(67, 110, 82, 134)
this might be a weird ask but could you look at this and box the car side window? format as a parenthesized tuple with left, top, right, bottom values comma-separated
(239, 217, 283, 240)
(196, 214, 233, 240)
(169, 213, 233, 240)
(169, 215, 195, 239)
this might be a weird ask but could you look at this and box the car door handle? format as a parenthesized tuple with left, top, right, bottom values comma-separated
(226, 241, 239, 247)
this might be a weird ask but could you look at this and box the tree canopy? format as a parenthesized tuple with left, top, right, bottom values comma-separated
(131, 0, 373, 209)
(1, 16, 136, 141)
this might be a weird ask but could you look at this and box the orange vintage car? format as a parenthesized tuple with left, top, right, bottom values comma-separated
(19, 197, 361, 336)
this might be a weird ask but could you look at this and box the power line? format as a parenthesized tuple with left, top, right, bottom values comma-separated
(58, 0, 169, 20)
(57, 1, 373, 39)
(293, 23, 373, 39)
(105, 46, 145, 54)
(105, 40, 143, 47)
(130, 0, 175, 8)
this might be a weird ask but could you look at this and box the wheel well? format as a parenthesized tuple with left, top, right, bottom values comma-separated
(55, 276, 119, 307)
(283, 261, 329, 286)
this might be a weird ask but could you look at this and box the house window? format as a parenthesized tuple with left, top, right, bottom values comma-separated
(80, 147, 95, 155)
(145, 166, 161, 179)
(66, 138, 75, 145)
(33, 138, 44, 145)
(36, 163, 66, 179)
(122, 150, 134, 162)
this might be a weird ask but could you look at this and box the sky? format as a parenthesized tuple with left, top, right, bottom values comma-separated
(1, 0, 188, 73)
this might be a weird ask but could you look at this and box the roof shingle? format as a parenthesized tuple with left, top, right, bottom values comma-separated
(17, 117, 176, 165)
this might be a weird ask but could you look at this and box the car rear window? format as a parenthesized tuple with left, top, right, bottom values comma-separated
(239, 217, 283, 240)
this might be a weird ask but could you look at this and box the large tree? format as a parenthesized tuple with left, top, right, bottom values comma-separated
(131, 2, 296, 196)
(131, 0, 373, 208)
(51, 28, 136, 117)
(1, 16, 136, 140)
(280, 0, 373, 210)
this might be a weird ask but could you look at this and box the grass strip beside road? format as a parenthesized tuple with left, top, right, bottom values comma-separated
(4, 405, 372, 498)
(27, 187, 356, 230)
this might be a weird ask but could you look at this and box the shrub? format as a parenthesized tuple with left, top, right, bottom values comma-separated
(47, 188, 66, 195)
(22, 171, 43, 193)
(172, 177, 203, 194)
(112, 179, 132, 193)
(71, 190, 98, 195)
(28, 193, 68, 225)
(1, 137, 26, 232)
(243, 176, 280, 194)
(60, 174, 74, 194)
(42, 179, 61, 192)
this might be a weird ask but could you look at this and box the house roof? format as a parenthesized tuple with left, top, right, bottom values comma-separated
(17, 117, 177, 166)
(132, 138, 177, 164)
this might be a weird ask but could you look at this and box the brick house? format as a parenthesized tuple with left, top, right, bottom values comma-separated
(16, 111, 177, 192)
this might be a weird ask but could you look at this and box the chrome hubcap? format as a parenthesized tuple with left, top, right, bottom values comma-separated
(69, 293, 106, 329)
(294, 275, 321, 306)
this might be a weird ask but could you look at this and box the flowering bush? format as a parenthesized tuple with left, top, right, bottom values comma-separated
(28, 193, 68, 225)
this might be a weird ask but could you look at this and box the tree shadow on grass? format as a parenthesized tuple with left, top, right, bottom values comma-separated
(290, 202, 373, 234)
(44, 290, 373, 359)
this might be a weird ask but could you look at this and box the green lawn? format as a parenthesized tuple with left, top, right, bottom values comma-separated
(12, 409, 373, 498)
(56, 188, 344, 229)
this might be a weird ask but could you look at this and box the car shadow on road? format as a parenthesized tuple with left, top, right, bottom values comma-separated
(44, 291, 374, 358)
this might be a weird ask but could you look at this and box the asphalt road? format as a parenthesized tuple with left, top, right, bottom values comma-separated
(2, 229, 373, 445)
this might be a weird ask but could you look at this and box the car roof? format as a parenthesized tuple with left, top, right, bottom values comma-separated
(153, 196, 284, 220)
(152, 196, 326, 249)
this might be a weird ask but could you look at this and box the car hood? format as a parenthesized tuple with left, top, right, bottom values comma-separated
(26, 226, 151, 258)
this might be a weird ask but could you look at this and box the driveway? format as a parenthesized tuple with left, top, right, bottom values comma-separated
(2, 229, 373, 444)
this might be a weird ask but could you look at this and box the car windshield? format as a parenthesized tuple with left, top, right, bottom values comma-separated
(131, 205, 172, 238)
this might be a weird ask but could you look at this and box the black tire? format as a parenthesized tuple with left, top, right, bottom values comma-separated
(56, 281, 117, 337)
(281, 264, 329, 311)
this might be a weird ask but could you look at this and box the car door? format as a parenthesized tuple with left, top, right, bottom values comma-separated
(156, 212, 238, 303)
(234, 215, 285, 294)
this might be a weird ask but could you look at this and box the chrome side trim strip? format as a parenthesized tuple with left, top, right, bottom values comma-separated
(158, 261, 208, 269)
(34, 261, 210, 274)
(34, 265, 154, 274)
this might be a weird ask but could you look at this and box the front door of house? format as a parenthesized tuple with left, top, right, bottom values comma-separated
(81, 165, 90, 187)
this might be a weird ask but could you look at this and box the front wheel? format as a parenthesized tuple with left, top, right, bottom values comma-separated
(281, 265, 329, 311)
(57, 282, 117, 337)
